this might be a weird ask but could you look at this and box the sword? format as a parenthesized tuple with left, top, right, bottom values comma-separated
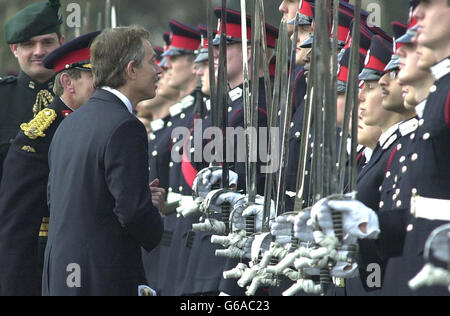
(247, 0, 262, 204)
(216, 0, 229, 188)
(105, 0, 111, 28)
(274, 12, 300, 217)
(240, 0, 251, 196)
(337, 0, 361, 193)
(207, 0, 218, 133)
(263, 18, 285, 228)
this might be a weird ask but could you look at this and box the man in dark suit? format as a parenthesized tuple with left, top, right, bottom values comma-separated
(42, 26, 165, 296)
(0, 30, 99, 296)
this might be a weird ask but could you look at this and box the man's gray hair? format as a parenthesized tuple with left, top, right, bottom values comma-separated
(90, 26, 150, 88)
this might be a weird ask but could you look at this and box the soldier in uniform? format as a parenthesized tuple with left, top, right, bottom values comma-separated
(42, 26, 164, 296)
(153, 20, 201, 296)
(0, 0, 64, 182)
(0, 31, 99, 296)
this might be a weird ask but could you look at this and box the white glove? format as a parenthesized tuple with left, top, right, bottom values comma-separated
(312, 198, 380, 242)
(193, 167, 239, 197)
(215, 191, 244, 207)
(270, 214, 295, 244)
(331, 261, 359, 279)
(232, 195, 275, 233)
(292, 210, 315, 242)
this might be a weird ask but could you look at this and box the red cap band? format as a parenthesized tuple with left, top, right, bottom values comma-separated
(171, 34, 201, 51)
(53, 47, 90, 73)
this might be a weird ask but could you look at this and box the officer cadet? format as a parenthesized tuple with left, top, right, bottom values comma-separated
(346, 29, 421, 295)
(378, 16, 437, 295)
(317, 0, 450, 296)
(141, 32, 182, 294)
(0, 30, 99, 296)
(278, 0, 301, 36)
(0, 0, 65, 182)
(153, 20, 201, 296)
(205, 7, 278, 296)
(375, 0, 450, 296)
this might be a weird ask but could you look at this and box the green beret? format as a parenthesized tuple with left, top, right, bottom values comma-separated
(5, 0, 62, 44)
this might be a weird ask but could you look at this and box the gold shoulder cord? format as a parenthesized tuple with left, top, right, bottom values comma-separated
(20, 108, 57, 140)
(32, 89, 54, 117)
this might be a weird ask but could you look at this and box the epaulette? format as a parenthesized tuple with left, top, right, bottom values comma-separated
(20, 108, 57, 139)
(399, 118, 419, 137)
(0, 75, 17, 85)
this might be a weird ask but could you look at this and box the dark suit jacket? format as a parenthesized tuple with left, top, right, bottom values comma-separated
(42, 89, 163, 296)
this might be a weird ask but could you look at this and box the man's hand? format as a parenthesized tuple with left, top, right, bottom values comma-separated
(150, 179, 166, 213)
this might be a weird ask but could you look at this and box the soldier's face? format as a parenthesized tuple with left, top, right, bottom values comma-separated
(416, 45, 438, 70)
(279, 0, 300, 35)
(157, 69, 180, 99)
(379, 71, 405, 113)
(413, 0, 450, 56)
(358, 81, 387, 127)
(357, 108, 382, 149)
(166, 54, 196, 91)
(73, 71, 94, 109)
(213, 43, 244, 89)
(10, 33, 64, 83)
(293, 25, 313, 66)
(196, 61, 211, 96)
(397, 43, 428, 85)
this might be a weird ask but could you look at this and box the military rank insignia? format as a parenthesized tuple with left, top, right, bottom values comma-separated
(21, 145, 36, 153)
(20, 108, 57, 140)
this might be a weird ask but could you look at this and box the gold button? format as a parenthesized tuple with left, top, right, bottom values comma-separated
(180, 113, 186, 119)
(228, 107, 232, 112)
(152, 150, 158, 157)
(410, 133, 415, 140)
(379, 201, 384, 208)
(179, 186, 183, 192)
(394, 175, 398, 183)
(167, 122, 173, 127)
(150, 134, 156, 140)
(418, 119, 424, 126)
(295, 132, 301, 138)
(379, 186, 382, 192)
(411, 153, 418, 161)
(168, 187, 173, 193)
(395, 188, 400, 195)
(396, 200, 402, 208)
(423, 133, 430, 140)
(407, 224, 413, 232)
(290, 122, 294, 128)
(392, 194, 397, 201)
(169, 162, 174, 168)
(412, 188, 418, 195)
(402, 166, 407, 173)
(386, 171, 391, 178)
(397, 144, 402, 150)
(399, 156, 406, 163)
(429, 85, 436, 93)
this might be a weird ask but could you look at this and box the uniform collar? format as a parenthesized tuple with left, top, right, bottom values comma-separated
(363, 147, 374, 164)
(415, 99, 427, 119)
(101, 86, 133, 114)
(169, 94, 195, 117)
(379, 122, 401, 148)
(430, 57, 450, 81)
(17, 70, 54, 91)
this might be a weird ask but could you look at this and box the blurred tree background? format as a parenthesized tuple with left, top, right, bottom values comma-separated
(0, 0, 410, 76)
